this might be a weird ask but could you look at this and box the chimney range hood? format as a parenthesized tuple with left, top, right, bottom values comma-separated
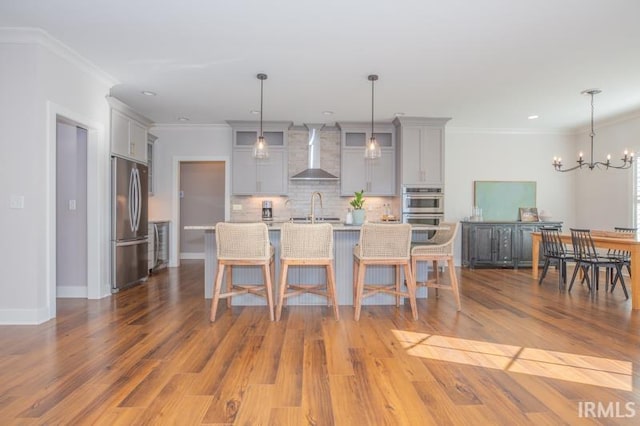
(290, 123, 339, 181)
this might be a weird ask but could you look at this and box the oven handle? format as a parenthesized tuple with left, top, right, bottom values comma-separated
(403, 214, 444, 220)
(403, 194, 444, 199)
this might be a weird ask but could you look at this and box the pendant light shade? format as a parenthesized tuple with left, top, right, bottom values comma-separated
(364, 74, 382, 159)
(253, 73, 269, 159)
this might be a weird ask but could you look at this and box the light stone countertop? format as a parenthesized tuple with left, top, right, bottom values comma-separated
(184, 222, 445, 232)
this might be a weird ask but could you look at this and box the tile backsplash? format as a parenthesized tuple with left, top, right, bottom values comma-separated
(230, 126, 399, 222)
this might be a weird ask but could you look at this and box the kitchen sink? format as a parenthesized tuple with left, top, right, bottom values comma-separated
(289, 217, 342, 223)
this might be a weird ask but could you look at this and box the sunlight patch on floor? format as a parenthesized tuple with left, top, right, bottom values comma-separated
(391, 329, 633, 391)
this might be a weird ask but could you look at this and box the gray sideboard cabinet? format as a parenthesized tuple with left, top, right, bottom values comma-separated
(461, 221, 563, 268)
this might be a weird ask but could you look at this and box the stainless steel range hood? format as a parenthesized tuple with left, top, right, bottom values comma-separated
(290, 123, 339, 181)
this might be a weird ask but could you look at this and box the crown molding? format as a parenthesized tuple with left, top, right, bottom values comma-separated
(151, 123, 232, 129)
(447, 126, 572, 136)
(0, 27, 118, 88)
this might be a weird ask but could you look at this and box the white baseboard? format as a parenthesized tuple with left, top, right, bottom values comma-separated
(180, 252, 204, 260)
(57, 286, 89, 298)
(0, 307, 50, 325)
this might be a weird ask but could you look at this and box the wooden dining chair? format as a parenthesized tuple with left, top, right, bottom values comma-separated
(538, 226, 574, 289)
(568, 228, 627, 299)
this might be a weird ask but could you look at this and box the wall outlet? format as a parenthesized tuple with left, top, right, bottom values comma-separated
(232, 204, 243, 211)
(68, 199, 76, 210)
(9, 195, 24, 209)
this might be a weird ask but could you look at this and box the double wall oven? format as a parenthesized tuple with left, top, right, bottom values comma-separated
(402, 185, 444, 237)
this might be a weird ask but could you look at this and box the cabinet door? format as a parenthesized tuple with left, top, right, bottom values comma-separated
(129, 120, 147, 163)
(232, 149, 258, 195)
(401, 127, 422, 184)
(341, 149, 368, 196)
(494, 226, 514, 264)
(111, 110, 130, 159)
(516, 225, 536, 267)
(471, 225, 495, 266)
(369, 150, 396, 195)
(257, 149, 288, 195)
(421, 126, 444, 185)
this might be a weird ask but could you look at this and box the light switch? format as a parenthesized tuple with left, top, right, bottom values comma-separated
(179, 190, 185, 198)
(232, 204, 243, 211)
(69, 199, 77, 210)
(9, 195, 24, 209)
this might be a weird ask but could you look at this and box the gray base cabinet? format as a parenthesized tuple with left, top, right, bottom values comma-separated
(462, 221, 562, 268)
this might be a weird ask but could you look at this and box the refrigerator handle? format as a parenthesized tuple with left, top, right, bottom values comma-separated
(129, 167, 136, 233)
(134, 168, 142, 233)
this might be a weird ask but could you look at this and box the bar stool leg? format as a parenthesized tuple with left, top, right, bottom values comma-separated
(327, 262, 340, 320)
(354, 261, 366, 321)
(210, 263, 226, 322)
(403, 262, 418, 320)
(447, 257, 461, 311)
(395, 265, 401, 307)
(263, 263, 275, 321)
(276, 262, 289, 321)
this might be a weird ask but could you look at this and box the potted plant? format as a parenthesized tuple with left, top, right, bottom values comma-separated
(350, 189, 366, 225)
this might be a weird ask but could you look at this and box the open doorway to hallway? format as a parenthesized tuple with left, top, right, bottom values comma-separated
(179, 161, 225, 259)
(56, 118, 88, 298)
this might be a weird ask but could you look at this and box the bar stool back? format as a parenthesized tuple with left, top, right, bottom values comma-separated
(210, 222, 275, 322)
(353, 223, 417, 320)
(277, 222, 339, 320)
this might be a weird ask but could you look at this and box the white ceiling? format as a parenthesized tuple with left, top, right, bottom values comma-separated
(2, 0, 640, 130)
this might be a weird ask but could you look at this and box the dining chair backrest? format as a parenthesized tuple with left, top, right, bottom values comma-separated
(540, 226, 567, 257)
(609, 227, 636, 258)
(570, 228, 599, 260)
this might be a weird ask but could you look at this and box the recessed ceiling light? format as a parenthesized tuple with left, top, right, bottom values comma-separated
(322, 111, 334, 116)
(394, 112, 405, 117)
(528, 115, 539, 120)
(141, 91, 157, 96)
(250, 110, 260, 115)
(177, 116, 190, 122)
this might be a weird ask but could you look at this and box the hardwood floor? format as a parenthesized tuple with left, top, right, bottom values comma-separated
(1, 261, 639, 425)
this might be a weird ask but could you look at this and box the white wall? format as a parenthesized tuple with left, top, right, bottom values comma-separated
(445, 129, 577, 263)
(0, 30, 113, 324)
(148, 125, 232, 267)
(573, 115, 640, 229)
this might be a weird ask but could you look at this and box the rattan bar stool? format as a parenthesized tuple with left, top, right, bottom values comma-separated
(276, 223, 339, 321)
(210, 222, 275, 322)
(410, 222, 461, 311)
(353, 223, 417, 321)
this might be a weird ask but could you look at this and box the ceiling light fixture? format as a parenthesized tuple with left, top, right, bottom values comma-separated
(141, 90, 157, 96)
(177, 116, 190, 122)
(253, 73, 269, 159)
(553, 89, 633, 172)
(365, 74, 381, 159)
(528, 115, 539, 120)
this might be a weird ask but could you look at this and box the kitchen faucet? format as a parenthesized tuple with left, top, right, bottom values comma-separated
(310, 192, 323, 224)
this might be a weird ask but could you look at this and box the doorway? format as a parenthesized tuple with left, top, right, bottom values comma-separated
(179, 161, 226, 259)
(56, 119, 88, 298)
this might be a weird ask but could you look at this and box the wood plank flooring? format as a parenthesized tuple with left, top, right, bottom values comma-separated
(1, 261, 640, 425)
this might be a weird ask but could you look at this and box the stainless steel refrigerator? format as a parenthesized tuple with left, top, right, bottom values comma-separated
(111, 156, 148, 292)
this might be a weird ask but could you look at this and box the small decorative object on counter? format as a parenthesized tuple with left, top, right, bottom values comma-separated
(345, 208, 353, 225)
(350, 190, 366, 225)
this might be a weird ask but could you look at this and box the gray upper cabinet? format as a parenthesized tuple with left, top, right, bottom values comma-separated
(228, 121, 292, 195)
(337, 122, 396, 196)
(107, 96, 152, 164)
(393, 117, 451, 186)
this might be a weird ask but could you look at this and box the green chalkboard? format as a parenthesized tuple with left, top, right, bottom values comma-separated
(474, 181, 536, 221)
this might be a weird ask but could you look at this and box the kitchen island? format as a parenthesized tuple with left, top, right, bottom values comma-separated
(185, 223, 444, 306)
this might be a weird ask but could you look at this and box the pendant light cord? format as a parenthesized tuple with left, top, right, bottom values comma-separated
(371, 77, 374, 136)
(260, 77, 264, 138)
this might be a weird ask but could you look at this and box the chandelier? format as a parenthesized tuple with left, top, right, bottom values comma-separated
(553, 89, 633, 172)
(364, 74, 382, 159)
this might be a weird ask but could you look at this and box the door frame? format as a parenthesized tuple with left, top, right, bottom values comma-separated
(46, 101, 108, 320)
(171, 156, 230, 267)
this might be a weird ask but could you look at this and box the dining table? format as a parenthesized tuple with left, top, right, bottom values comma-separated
(531, 230, 640, 310)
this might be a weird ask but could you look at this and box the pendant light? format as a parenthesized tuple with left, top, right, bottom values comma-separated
(253, 73, 269, 159)
(364, 74, 382, 159)
(553, 89, 633, 171)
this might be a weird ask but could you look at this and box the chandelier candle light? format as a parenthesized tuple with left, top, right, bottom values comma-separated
(553, 89, 633, 172)
(364, 74, 382, 159)
(253, 73, 269, 159)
